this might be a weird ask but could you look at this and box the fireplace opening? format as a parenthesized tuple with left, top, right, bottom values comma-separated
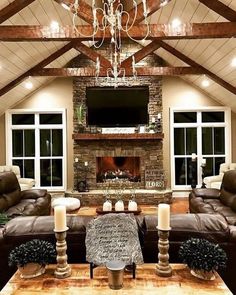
(96, 157, 141, 183)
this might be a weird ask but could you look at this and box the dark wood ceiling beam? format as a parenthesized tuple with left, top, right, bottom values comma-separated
(31, 66, 203, 77)
(0, 42, 75, 97)
(199, 0, 236, 22)
(53, 0, 103, 25)
(127, 0, 172, 24)
(74, 42, 111, 68)
(157, 40, 236, 95)
(1, 22, 236, 41)
(121, 41, 161, 68)
(0, 0, 36, 24)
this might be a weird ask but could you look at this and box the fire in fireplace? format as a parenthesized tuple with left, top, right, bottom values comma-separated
(96, 157, 141, 183)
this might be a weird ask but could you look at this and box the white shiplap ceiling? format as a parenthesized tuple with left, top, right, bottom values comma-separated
(0, 0, 236, 115)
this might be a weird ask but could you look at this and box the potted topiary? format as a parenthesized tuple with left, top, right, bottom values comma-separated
(0, 213, 10, 226)
(9, 239, 56, 278)
(179, 238, 227, 280)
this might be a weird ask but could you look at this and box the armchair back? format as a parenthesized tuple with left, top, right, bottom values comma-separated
(0, 165, 35, 190)
(0, 172, 21, 212)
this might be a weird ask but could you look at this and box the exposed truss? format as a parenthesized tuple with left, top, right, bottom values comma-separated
(0, 0, 235, 97)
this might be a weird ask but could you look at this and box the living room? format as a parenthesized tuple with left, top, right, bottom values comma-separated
(0, 0, 236, 294)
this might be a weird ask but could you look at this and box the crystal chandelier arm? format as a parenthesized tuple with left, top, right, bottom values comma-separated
(93, 7, 108, 31)
(120, 2, 138, 32)
(126, 18, 150, 43)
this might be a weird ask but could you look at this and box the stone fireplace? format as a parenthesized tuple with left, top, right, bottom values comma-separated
(69, 42, 172, 204)
(96, 156, 141, 183)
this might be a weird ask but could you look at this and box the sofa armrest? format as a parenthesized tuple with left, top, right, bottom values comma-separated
(22, 194, 51, 215)
(19, 178, 35, 186)
(204, 175, 222, 185)
(190, 188, 220, 199)
(21, 189, 48, 199)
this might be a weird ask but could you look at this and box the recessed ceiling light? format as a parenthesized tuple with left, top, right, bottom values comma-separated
(231, 57, 236, 67)
(171, 18, 181, 29)
(61, 3, 70, 11)
(25, 81, 33, 90)
(202, 78, 210, 88)
(50, 21, 59, 31)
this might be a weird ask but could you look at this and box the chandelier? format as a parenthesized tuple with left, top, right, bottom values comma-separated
(71, 0, 150, 87)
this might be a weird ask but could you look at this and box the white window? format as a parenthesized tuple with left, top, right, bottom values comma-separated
(170, 107, 231, 190)
(5, 109, 67, 191)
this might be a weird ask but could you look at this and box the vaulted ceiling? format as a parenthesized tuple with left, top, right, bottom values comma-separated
(0, 0, 236, 115)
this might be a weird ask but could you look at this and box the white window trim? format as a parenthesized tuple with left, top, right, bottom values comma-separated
(5, 108, 67, 192)
(170, 106, 231, 191)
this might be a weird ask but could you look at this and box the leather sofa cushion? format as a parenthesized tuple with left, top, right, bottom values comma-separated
(0, 172, 21, 212)
(190, 188, 220, 199)
(21, 189, 48, 199)
(144, 213, 229, 243)
(3, 215, 94, 245)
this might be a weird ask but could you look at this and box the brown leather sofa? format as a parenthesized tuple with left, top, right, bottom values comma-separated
(189, 169, 236, 226)
(1, 213, 236, 294)
(0, 171, 51, 217)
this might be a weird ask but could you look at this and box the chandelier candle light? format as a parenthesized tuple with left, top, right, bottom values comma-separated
(54, 206, 71, 279)
(71, 0, 149, 87)
(156, 203, 172, 277)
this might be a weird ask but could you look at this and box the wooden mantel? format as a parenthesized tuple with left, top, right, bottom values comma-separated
(72, 133, 164, 140)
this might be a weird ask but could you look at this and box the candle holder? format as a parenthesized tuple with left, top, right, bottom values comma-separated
(201, 163, 206, 188)
(191, 158, 197, 189)
(54, 227, 71, 279)
(156, 227, 172, 277)
(156, 116, 162, 133)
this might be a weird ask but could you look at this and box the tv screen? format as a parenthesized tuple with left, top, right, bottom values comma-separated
(86, 86, 149, 127)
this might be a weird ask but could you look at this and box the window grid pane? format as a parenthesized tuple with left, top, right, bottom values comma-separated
(173, 110, 227, 187)
(10, 112, 64, 189)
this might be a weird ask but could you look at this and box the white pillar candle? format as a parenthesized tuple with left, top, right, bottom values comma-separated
(191, 153, 197, 161)
(151, 117, 156, 123)
(157, 113, 161, 119)
(84, 161, 88, 166)
(115, 200, 124, 211)
(202, 158, 206, 165)
(54, 205, 67, 231)
(103, 200, 112, 212)
(75, 157, 78, 163)
(158, 204, 170, 230)
(128, 200, 138, 211)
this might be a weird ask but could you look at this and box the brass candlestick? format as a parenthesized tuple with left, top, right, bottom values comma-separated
(54, 227, 71, 279)
(156, 228, 172, 277)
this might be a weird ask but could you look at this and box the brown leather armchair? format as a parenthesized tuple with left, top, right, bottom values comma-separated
(0, 171, 51, 217)
(189, 169, 236, 226)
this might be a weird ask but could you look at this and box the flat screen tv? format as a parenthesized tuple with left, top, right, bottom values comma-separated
(86, 86, 149, 127)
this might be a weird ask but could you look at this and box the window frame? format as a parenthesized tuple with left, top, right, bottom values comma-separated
(5, 109, 67, 191)
(170, 107, 231, 190)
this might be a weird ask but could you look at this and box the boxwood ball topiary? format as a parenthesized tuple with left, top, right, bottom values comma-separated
(9, 239, 56, 267)
(179, 238, 227, 272)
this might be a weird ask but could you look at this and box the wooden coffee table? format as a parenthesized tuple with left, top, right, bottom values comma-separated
(0, 264, 232, 294)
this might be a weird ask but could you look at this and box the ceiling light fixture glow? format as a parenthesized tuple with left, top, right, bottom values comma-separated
(25, 81, 33, 90)
(231, 57, 236, 67)
(50, 21, 59, 31)
(171, 18, 181, 29)
(202, 78, 210, 88)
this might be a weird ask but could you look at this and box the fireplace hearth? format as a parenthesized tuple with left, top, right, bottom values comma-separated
(96, 157, 141, 183)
